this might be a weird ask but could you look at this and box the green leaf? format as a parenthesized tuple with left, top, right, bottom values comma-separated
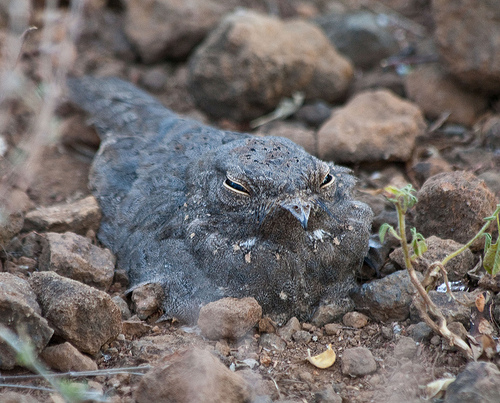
(484, 233, 492, 251)
(410, 228, 427, 258)
(484, 240, 500, 276)
(379, 223, 393, 243)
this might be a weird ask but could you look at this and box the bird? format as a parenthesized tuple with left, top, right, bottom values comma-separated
(67, 77, 373, 324)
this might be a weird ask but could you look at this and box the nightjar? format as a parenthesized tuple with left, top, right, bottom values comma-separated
(68, 77, 373, 324)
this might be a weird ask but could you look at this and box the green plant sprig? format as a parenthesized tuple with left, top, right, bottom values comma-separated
(380, 185, 474, 360)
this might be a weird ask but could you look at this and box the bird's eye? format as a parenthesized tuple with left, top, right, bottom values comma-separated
(224, 178, 250, 196)
(320, 173, 335, 189)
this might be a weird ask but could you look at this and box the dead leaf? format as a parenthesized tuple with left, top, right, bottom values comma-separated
(306, 344, 336, 369)
(475, 293, 486, 312)
(424, 377, 455, 400)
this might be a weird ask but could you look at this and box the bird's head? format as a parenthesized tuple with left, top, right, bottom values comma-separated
(190, 136, 355, 240)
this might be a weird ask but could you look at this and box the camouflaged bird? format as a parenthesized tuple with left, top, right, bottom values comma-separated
(68, 77, 373, 324)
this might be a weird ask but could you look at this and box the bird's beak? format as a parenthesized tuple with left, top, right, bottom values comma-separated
(281, 199, 311, 230)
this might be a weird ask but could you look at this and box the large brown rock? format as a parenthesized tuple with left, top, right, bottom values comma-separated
(405, 64, 488, 127)
(134, 348, 253, 403)
(123, 0, 257, 63)
(0, 273, 53, 370)
(415, 171, 498, 251)
(29, 271, 121, 355)
(188, 10, 353, 121)
(39, 232, 115, 291)
(317, 89, 426, 163)
(433, 0, 500, 94)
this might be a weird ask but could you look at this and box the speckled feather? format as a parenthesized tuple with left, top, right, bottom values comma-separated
(68, 77, 373, 324)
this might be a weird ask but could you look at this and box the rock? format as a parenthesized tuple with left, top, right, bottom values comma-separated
(324, 323, 342, 336)
(259, 333, 287, 352)
(311, 297, 355, 327)
(123, 0, 251, 63)
(414, 171, 498, 251)
(342, 311, 369, 329)
(39, 232, 115, 291)
(122, 317, 152, 338)
(433, 0, 500, 94)
(255, 121, 316, 156)
(23, 196, 101, 235)
(111, 295, 131, 320)
(351, 270, 421, 322)
(29, 271, 121, 355)
(294, 101, 332, 128)
(445, 361, 500, 403)
(134, 348, 253, 403)
(0, 392, 41, 403)
(277, 316, 301, 341)
(405, 64, 488, 127)
(198, 297, 262, 340)
(315, 11, 399, 69)
(188, 10, 353, 121)
(389, 236, 475, 281)
(131, 283, 164, 320)
(40, 342, 98, 372)
(258, 316, 277, 334)
(314, 385, 342, 403)
(317, 89, 426, 163)
(393, 336, 417, 359)
(409, 321, 432, 342)
(409, 151, 453, 187)
(410, 291, 472, 327)
(341, 347, 377, 377)
(0, 189, 31, 246)
(0, 273, 53, 370)
(292, 330, 312, 344)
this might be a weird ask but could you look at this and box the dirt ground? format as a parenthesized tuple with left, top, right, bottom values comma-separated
(1, 1, 500, 402)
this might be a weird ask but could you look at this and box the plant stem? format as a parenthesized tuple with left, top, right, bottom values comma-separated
(395, 199, 474, 360)
(442, 218, 495, 267)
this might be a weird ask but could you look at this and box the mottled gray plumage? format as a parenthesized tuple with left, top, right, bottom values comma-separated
(68, 77, 373, 324)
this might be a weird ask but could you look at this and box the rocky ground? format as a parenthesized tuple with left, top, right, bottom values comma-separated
(1, 0, 500, 402)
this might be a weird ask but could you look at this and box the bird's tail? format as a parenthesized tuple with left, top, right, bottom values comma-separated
(66, 76, 177, 140)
